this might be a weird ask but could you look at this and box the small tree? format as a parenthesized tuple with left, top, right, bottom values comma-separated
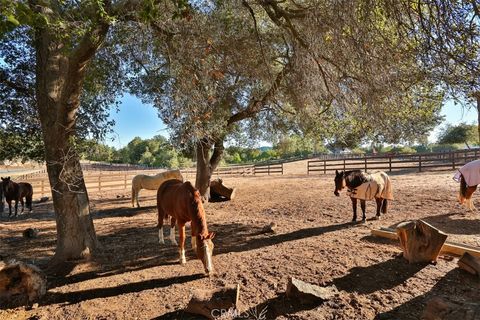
(437, 123, 478, 148)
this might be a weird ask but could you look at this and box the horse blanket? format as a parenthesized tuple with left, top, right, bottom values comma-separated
(347, 171, 394, 201)
(453, 159, 480, 187)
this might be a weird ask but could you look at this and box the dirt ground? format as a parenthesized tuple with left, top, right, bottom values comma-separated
(1, 169, 480, 320)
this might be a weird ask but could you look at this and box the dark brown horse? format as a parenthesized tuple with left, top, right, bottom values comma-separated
(334, 170, 391, 222)
(157, 179, 215, 275)
(1, 177, 33, 217)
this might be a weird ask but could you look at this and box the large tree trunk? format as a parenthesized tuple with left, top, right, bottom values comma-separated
(34, 8, 108, 263)
(195, 138, 224, 200)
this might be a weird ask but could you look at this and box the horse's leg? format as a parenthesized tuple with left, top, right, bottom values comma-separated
(191, 224, 197, 250)
(375, 198, 382, 219)
(350, 197, 358, 222)
(14, 199, 18, 217)
(360, 200, 366, 222)
(7, 199, 12, 217)
(136, 189, 141, 208)
(20, 197, 25, 213)
(170, 218, 178, 245)
(158, 209, 165, 245)
(178, 224, 186, 264)
(466, 186, 477, 210)
(382, 199, 388, 214)
(131, 185, 136, 208)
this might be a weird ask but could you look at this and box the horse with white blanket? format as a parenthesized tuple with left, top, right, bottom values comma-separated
(454, 159, 480, 210)
(334, 170, 393, 222)
(131, 169, 184, 207)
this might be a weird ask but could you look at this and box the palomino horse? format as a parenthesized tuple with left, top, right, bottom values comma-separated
(131, 169, 183, 207)
(1, 177, 33, 217)
(157, 179, 215, 275)
(454, 159, 480, 210)
(334, 170, 393, 222)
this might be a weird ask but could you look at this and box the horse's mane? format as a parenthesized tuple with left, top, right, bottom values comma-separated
(344, 170, 369, 189)
(184, 181, 209, 237)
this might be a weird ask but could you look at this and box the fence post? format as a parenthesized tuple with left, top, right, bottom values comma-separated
(389, 156, 392, 173)
(364, 157, 367, 172)
(268, 165, 270, 175)
(419, 155, 422, 172)
(343, 158, 346, 171)
(324, 160, 326, 174)
(281, 163, 284, 175)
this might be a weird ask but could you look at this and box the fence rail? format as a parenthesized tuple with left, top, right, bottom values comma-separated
(15, 163, 285, 198)
(307, 149, 480, 174)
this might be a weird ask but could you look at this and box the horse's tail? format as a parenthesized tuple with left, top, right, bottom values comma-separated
(131, 184, 136, 208)
(459, 174, 467, 203)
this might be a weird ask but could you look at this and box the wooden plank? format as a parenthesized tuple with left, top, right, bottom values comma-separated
(371, 227, 480, 258)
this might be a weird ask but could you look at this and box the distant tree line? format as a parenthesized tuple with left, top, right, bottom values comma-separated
(77, 123, 479, 168)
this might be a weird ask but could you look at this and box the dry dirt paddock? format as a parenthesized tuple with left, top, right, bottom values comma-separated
(1, 170, 480, 320)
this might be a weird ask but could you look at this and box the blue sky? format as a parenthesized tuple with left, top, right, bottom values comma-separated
(106, 94, 477, 148)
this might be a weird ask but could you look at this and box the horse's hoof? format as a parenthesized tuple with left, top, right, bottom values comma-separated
(171, 241, 178, 246)
(159, 240, 165, 245)
(180, 259, 186, 265)
(375, 215, 381, 220)
(361, 219, 366, 223)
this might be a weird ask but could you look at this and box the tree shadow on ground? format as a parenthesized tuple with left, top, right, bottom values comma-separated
(418, 212, 480, 236)
(48, 221, 353, 290)
(92, 204, 157, 219)
(41, 273, 204, 306)
(211, 221, 354, 255)
(375, 268, 480, 320)
(47, 225, 178, 289)
(153, 294, 321, 320)
(330, 256, 426, 294)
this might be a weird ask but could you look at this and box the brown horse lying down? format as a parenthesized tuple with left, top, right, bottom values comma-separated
(157, 179, 215, 275)
(455, 159, 480, 210)
(1, 177, 33, 217)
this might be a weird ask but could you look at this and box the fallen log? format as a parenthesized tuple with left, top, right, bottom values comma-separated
(396, 220, 448, 263)
(371, 227, 480, 258)
(458, 252, 480, 276)
(210, 179, 236, 201)
(0, 260, 47, 308)
(185, 284, 240, 320)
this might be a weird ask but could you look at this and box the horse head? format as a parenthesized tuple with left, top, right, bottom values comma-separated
(334, 170, 346, 197)
(195, 232, 215, 275)
(1, 177, 11, 189)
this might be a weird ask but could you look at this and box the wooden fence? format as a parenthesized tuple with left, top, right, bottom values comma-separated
(307, 149, 480, 174)
(18, 163, 284, 198)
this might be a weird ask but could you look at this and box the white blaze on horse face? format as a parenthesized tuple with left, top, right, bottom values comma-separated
(158, 227, 165, 244)
(170, 226, 177, 245)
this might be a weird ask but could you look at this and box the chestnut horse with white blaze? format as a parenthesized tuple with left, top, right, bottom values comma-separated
(157, 179, 215, 275)
(454, 159, 480, 210)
